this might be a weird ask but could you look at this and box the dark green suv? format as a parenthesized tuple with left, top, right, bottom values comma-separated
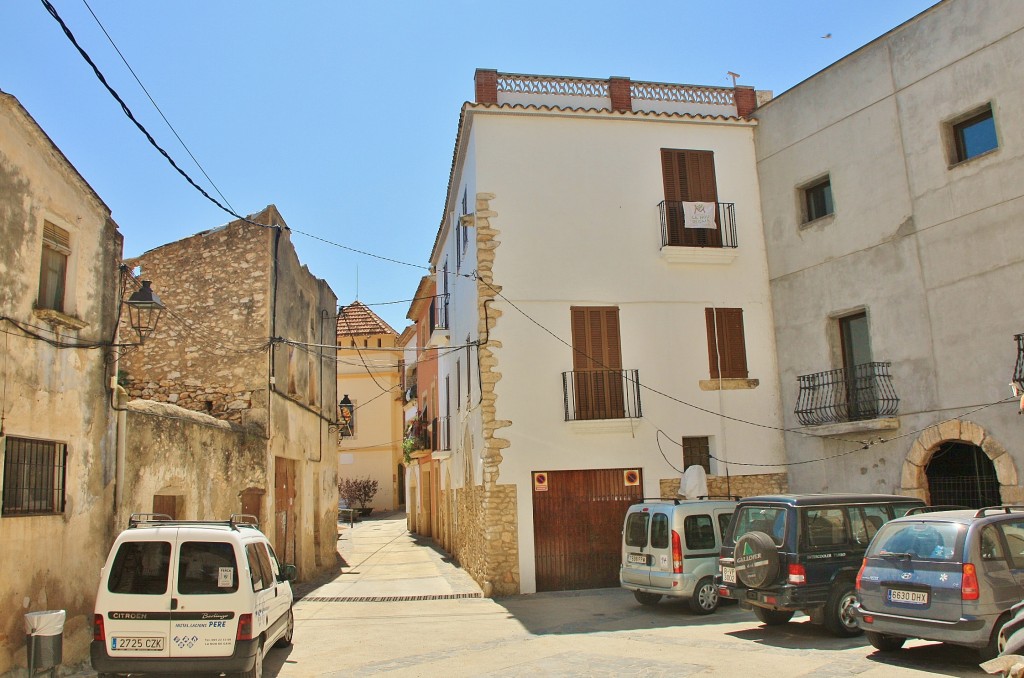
(717, 494, 924, 636)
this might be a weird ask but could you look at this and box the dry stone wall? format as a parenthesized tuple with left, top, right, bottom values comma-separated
(660, 472, 788, 499)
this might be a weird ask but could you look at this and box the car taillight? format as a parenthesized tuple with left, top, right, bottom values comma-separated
(855, 558, 867, 590)
(787, 563, 806, 585)
(962, 563, 980, 601)
(671, 530, 683, 574)
(236, 613, 253, 640)
(93, 614, 105, 642)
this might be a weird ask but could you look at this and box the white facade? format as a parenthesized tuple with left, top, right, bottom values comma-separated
(429, 73, 786, 593)
(755, 0, 1024, 498)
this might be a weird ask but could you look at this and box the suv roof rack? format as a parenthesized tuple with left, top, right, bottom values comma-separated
(974, 505, 1024, 518)
(905, 505, 972, 515)
(127, 513, 260, 531)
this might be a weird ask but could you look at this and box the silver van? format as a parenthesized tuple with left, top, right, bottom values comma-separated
(620, 498, 736, 614)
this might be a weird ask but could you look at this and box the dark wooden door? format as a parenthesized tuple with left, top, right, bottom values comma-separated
(533, 468, 643, 591)
(152, 495, 178, 519)
(570, 307, 624, 420)
(274, 457, 297, 563)
(661, 148, 721, 247)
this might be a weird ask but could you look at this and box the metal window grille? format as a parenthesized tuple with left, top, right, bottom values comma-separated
(2, 437, 67, 516)
(682, 437, 711, 474)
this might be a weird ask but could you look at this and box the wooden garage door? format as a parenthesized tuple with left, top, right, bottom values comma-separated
(532, 468, 643, 592)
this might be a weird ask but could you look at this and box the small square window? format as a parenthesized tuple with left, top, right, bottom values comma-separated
(953, 106, 997, 163)
(803, 178, 833, 223)
(2, 437, 67, 515)
(682, 436, 711, 475)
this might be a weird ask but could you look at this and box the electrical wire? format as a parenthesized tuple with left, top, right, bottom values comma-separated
(79, 0, 235, 212)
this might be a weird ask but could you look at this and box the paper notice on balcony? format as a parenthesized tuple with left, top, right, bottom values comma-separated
(682, 201, 717, 229)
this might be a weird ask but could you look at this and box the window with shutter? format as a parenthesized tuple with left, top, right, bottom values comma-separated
(705, 308, 748, 379)
(570, 307, 625, 419)
(38, 221, 70, 312)
(661, 149, 721, 248)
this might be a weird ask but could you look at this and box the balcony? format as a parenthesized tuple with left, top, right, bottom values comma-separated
(562, 369, 642, 424)
(658, 201, 737, 265)
(428, 294, 450, 347)
(795, 362, 899, 428)
(1013, 334, 1024, 394)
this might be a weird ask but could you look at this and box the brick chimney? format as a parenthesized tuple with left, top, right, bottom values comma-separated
(475, 69, 498, 105)
(734, 85, 757, 118)
(609, 76, 632, 112)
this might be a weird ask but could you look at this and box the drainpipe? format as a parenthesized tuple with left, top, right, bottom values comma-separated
(115, 385, 128, 519)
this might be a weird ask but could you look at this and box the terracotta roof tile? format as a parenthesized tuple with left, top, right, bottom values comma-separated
(337, 301, 397, 337)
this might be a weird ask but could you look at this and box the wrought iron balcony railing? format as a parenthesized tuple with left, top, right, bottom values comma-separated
(430, 294, 449, 333)
(1013, 334, 1024, 394)
(658, 201, 737, 249)
(795, 361, 899, 426)
(562, 369, 642, 421)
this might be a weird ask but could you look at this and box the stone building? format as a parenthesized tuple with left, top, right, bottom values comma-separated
(0, 91, 123, 675)
(335, 300, 404, 512)
(416, 70, 789, 595)
(118, 206, 340, 578)
(754, 0, 1024, 505)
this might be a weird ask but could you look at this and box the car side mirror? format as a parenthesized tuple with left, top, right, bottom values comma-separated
(279, 564, 297, 583)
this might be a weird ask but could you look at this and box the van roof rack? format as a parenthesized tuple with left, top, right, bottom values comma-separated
(127, 513, 260, 531)
(974, 506, 1024, 518)
(635, 495, 739, 505)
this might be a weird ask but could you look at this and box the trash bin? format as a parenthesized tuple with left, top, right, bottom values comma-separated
(24, 609, 64, 675)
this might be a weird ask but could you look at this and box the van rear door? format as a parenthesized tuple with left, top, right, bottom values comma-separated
(170, 537, 245, 658)
(622, 508, 653, 587)
(102, 533, 174, 659)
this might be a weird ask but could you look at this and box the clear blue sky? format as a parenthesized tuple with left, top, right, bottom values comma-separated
(2, 1, 937, 331)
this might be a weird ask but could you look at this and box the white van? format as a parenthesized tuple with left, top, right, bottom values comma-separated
(91, 514, 296, 678)
(620, 498, 736, 614)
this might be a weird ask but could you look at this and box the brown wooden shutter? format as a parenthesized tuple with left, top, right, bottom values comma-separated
(705, 308, 748, 379)
(570, 307, 625, 419)
(661, 149, 721, 247)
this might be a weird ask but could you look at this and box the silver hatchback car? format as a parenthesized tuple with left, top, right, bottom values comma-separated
(853, 506, 1024, 660)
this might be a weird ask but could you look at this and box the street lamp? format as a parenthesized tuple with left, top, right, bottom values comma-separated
(125, 280, 164, 344)
(339, 394, 354, 438)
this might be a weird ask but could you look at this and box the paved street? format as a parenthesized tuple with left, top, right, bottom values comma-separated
(264, 513, 988, 677)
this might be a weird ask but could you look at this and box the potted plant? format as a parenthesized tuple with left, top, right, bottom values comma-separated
(338, 476, 379, 517)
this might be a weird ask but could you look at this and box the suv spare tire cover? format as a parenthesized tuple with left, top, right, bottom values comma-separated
(734, 531, 780, 588)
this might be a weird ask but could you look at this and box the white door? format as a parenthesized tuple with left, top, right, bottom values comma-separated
(101, 533, 174, 659)
(169, 537, 245, 658)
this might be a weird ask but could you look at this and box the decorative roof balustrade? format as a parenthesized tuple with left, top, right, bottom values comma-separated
(494, 73, 736, 107)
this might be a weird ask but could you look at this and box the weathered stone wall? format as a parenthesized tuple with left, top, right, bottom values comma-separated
(453, 482, 519, 596)
(119, 211, 275, 429)
(121, 399, 268, 528)
(660, 472, 789, 499)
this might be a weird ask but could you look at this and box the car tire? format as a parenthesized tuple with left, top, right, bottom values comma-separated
(979, 613, 1010, 662)
(865, 630, 906, 652)
(239, 641, 263, 678)
(275, 607, 294, 647)
(688, 576, 719, 615)
(753, 606, 795, 626)
(734, 531, 780, 588)
(823, 581, 862, 637)
(633, 590, 662, 606)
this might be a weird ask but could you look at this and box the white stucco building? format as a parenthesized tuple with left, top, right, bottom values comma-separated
(755, 0, 1024, 504)
(420, 70, 788, 594)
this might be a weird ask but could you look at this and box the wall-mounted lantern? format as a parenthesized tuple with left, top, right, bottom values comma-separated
(125, 280, 165, 344)
(339, 394, 354, 437)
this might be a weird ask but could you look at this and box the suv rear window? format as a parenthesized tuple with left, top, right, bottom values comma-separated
(868, 522, 963, 561)
(178, 542, 239, 594)
(729, 506, 786, 546)
(108, 542, 171, 595)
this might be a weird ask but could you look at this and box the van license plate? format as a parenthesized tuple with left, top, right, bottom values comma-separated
(627, 553, 649, 565)
(721, 566, 736, 584)
(111, 636, 165, 651)
(888, 589, 928, 605)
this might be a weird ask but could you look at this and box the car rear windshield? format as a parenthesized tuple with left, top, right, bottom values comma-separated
(177, 541, 239, 594)
(868, 522, 964, 562)
(728, 505, 786, 546)
(108, 541, 171, 595)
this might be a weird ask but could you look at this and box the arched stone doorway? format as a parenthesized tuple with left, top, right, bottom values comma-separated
(901, 420, 1020, 506)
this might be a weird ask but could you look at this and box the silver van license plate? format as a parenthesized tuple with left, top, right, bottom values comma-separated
(888, 589, 928, 605)
(627, 553, 648, 565)
(112, 636, 165, 651)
